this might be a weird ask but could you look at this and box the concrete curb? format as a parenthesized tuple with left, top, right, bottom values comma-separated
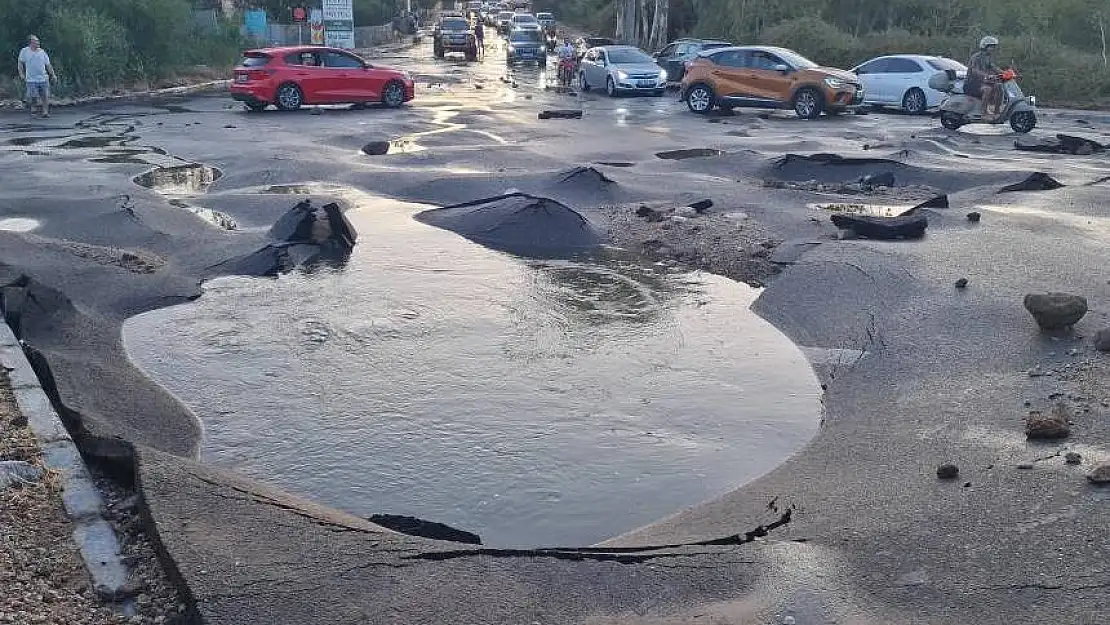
(0, 321, 131, 602)
(0, 80, 232, 112)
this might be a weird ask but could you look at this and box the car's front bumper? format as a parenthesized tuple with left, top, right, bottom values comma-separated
(614, 78, 667, 91)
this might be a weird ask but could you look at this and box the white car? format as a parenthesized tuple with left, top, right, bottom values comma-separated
(578, 45, 667, 97)
(851, 55, 967, 114)
(510, 13, 542, 33)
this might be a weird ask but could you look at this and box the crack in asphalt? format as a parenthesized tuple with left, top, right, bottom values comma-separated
(403, 508, 794, 564)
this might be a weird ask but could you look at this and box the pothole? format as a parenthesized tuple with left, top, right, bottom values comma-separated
(263, 184, 314, 195)
(655, 148, 725, 160)
(134, 164, 222, 195)
(0, 217, 40, 232)
(167, 199, 238, 231)
(809, 202, 914, 217)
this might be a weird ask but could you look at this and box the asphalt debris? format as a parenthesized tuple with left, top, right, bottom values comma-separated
(936, 463, 959, 479)
(1023, 293, 1088, 330)
(1025, 404, 1072, 440)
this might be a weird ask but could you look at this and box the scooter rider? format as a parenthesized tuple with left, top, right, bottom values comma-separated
(967, 36, 1002, 117)
(557, 36, 576, 82)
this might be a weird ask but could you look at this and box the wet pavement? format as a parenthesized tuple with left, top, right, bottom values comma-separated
(3, 31, 1110, 625)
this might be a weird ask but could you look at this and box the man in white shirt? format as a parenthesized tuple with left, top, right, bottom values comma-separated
(17, 35, 57, 118)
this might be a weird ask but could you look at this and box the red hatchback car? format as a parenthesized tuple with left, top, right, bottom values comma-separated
(230, 46, 415, 111)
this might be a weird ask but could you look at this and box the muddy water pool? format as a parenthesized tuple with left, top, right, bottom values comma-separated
(123, 195, 822, 547)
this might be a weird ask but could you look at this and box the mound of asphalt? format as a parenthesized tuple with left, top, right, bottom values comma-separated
(216, 200, 358, 276)
(415, 193, 605, 257)
(552, 166, 614, 188)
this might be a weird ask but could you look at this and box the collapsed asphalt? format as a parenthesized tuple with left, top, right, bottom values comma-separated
(2, 34, 1110, 624)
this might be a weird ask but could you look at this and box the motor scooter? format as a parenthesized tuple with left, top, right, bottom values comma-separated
(545, 30, 557, 53)
(932, 68, 1037, 133)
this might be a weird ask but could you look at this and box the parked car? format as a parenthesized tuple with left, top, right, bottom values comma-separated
(434, 16, 479, 60)
(851, 55, 967, 114)
(506, 28, 546, 66)
(680, 46, 864, 118)
(578, 45, 667, 97)
(510, 13, 542, 33)
(536, 12, 556, 33)
(575, 36, 615, 60)
(496, 11, 515, 34)
(653, 38, 731, 82)
(231, 47, 414, 112)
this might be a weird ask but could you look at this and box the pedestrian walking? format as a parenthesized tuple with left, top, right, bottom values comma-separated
(473, 21, 485, 58)
(17, 35, 57, 118)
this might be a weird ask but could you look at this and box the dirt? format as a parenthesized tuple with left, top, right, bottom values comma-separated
(0, 370, 185, 625)
(599, 202, 781, 288)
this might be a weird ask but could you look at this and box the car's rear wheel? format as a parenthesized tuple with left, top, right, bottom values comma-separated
(606, 76, 618, 97)
(579, 72, 590, 92)
(381, 81, 406, 108)
(793, 87, 824, 119)
(275, 83, 303, 111)
(434, 44, 444, 58)
(902, 88, 927, 115)
(685, 83, 715, 114)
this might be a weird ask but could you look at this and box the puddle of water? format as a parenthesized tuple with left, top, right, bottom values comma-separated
(655, 148, 725, 160)
(61, 136, 126, 149)
(167, 199, 238, 231)
(123, 192, 822, 548)
(134, 164, 223, 195)
(389, 138, 426, 154)
(6, 136, 43, 146)
(0, 217, 40, 232)
(809, 202, 912, 217)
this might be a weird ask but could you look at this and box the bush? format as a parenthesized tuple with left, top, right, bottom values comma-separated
(46, 6, 130, 93)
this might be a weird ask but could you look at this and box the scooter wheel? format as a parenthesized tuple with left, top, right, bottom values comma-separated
(1010, 111, 1037, 133)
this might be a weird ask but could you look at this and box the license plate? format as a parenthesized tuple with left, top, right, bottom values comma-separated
(235, 74, 248, 83)
(637, 80, 654, 88)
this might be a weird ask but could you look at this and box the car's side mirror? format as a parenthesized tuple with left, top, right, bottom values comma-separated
(773, 64, 790, 73)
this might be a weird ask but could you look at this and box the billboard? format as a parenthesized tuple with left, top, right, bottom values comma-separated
(322, 0, 355, 49)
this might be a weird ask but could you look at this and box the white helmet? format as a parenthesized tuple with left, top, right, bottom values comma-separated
(980, 36, 999, 49)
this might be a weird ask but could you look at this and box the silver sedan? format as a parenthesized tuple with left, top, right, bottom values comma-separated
(577, 45, 667, 97)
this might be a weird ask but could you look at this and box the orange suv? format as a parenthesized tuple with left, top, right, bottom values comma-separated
(680, 46, 864, 118)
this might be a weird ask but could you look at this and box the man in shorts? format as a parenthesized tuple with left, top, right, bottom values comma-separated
(17, 35, 57, 118)
(966, 36, 1002, 118)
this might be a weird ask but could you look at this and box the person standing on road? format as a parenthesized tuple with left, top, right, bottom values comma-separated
(17, 35, 57, 118)
(474, 20, 484, 58)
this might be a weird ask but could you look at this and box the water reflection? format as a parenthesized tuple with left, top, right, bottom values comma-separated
(134, 164, 223, 195)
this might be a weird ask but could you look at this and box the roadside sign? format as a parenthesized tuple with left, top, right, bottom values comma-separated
(293, 7, 307, 22)
(309, 8, 324, 45)
(322, 0, 355, 49)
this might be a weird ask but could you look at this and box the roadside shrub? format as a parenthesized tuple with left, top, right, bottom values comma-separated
(46, 6, 130, 93)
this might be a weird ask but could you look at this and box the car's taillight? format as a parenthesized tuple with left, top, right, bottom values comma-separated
(247, 69, 275, 81)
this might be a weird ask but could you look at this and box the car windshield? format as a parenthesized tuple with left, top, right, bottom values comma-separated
(537, 13, 552, 19)
(771, 49, 818, 69)
(607, 48, 654, 64)
(586, 38, 613, 47)
(513, 15, 536, 23)
(441, 18, 469, 30)
(510, 30, 541, 43)
(927, 58, 966, 71)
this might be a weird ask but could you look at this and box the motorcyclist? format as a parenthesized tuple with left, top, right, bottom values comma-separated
(557, 37, 576, 83)
(966, 36, 1002, 117)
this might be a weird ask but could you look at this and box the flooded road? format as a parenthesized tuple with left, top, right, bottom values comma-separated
(123, 193, 822, 547)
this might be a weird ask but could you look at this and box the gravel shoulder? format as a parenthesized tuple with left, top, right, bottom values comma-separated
(0, 370, 185, 625)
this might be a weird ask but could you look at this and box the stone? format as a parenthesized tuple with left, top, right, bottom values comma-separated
(1023, 293, 1088, 330)
(966, 211, 981, 222)
(0, 461, 44, 489)
(1093, 328, 1110, 352)
(936, 463, 959, 479)
(955, 278, 968, 289)
(675, 206, 699, 218)
(1065, 452, 1082, 465)
(1025, 404, 1071, 440)
(635, 204, 669, 222)
(1017, 463, 1034, 470)
(1087, 463, 1110, 484)
(688, 199, 713, 213)
(860, 171, 895, 189)
(361, 141, 390, 156)
(829, 212, 928, 240)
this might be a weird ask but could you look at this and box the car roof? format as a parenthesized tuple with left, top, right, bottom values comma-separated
(595, 45, 645, 52)
(245, 46, 352, 56)
(672, 38, 730, 45)
(695, 45, 797, 57)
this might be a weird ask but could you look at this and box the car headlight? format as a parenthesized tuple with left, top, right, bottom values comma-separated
(616, 70, 628, 80)
(507, 45, 515, 52)
(659, 69, 668, 81)
(824, 77, 846, 89)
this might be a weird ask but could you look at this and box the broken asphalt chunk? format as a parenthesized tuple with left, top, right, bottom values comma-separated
(1023, 292, 1087, 330)
(829, 212, 928, 240)
(538, 109, 583, 120)
(998, 172, 1064, 193)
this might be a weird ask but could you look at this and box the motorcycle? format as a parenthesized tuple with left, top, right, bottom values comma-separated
(932, 68, 1037, 133)
(557, 57, 576, 88)
(545, 31, 557, 53)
